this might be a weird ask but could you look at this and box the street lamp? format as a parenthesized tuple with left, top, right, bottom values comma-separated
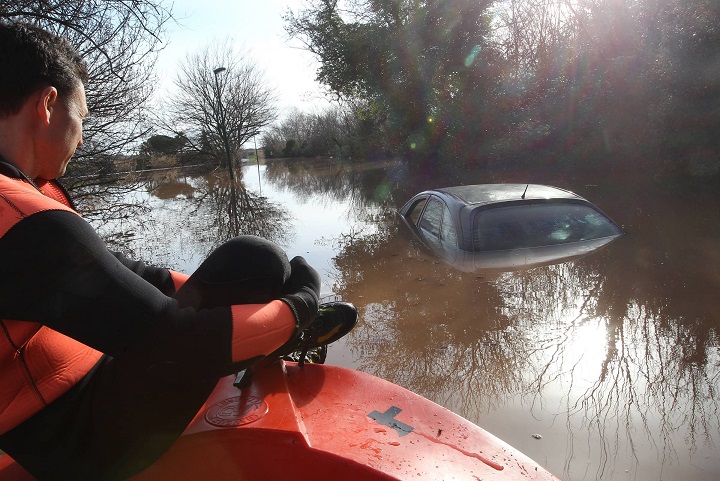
(213, 66, 234, 180)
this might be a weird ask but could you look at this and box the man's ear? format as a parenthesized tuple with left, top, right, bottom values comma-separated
(36, 86, 58, 126)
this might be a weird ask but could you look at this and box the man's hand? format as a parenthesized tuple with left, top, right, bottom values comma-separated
(280, 256, 321, 333)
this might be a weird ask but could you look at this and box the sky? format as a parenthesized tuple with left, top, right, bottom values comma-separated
(155, 0, 331, 118)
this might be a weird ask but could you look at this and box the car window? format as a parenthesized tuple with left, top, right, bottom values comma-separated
(440, 204, 457, 248)
(418, 197, 443, 238)
(418, 197, 458, 248)
(473, 203, 622, 251)
(407, 198, 428, 225)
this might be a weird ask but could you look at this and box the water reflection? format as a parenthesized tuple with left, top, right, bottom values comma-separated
(102, 168, 292, 272)
(264, 157, 403, 213)
(105, 160, 720, 481)
(185, 170, 292, 249)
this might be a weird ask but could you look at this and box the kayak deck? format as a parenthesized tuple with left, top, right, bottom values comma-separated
(0, 360, 559, 480)
(131, 360, 558, 480)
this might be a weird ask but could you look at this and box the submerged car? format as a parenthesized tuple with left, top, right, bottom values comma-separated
(397, 184, 624, 271)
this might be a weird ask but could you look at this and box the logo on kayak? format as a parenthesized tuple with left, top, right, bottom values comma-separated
(206, 396, 269, 427)
(368, 406, 414, 437)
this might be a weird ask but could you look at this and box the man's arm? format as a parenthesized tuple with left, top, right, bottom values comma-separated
(110, 251, 184, 296)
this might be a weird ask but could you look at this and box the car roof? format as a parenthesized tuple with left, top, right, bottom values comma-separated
(435, 184, 582, 207)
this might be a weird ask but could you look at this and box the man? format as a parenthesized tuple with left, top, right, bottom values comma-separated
(0, 21, 332, 480)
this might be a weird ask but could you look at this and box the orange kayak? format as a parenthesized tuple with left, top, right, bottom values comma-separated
(0, 360, 559, 480)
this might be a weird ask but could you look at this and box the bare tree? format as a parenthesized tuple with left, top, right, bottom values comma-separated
(165, 40, 277, 177)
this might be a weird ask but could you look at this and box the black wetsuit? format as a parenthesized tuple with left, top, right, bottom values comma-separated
(0, 160, 292, 480)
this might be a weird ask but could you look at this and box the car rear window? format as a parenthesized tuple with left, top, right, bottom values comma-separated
(473, 203, 622, 251)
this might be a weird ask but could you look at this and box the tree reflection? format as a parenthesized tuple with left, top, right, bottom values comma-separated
(264, 158, 406, 214)
(117, 168, 292, 266)
(326, 184, 720, 480)
(187, 170, 292, 251)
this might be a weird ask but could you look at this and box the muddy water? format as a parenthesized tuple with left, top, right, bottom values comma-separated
(107, 159, 720, 481)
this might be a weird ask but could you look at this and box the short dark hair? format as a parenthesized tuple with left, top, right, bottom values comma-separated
(0, 21, 88, 117)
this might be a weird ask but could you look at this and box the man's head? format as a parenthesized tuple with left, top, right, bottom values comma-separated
(0, 22, 89, 179)
(0, 21, 88, 118)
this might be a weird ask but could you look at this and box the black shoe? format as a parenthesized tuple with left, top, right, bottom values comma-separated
(284, 301, 358, 365)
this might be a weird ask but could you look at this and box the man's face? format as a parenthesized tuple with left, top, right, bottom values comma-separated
(36, 82, 88, 179)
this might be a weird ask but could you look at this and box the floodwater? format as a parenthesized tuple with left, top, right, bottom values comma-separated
(103, 158, 720, 481)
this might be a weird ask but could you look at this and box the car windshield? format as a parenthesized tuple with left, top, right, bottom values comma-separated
(473, 202, 622, 251)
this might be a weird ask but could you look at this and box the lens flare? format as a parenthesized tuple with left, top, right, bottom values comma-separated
(464, 45, 482, 67)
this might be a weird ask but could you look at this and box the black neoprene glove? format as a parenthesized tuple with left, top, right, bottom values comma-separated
(280, 256, 321, 334)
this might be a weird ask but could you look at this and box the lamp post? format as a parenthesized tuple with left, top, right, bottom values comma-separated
(213, 67, 234, 180)
(254, 134, 261, 194)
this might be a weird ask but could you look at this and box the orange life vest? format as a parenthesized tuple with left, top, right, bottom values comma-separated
(0, 173, 103, 435)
